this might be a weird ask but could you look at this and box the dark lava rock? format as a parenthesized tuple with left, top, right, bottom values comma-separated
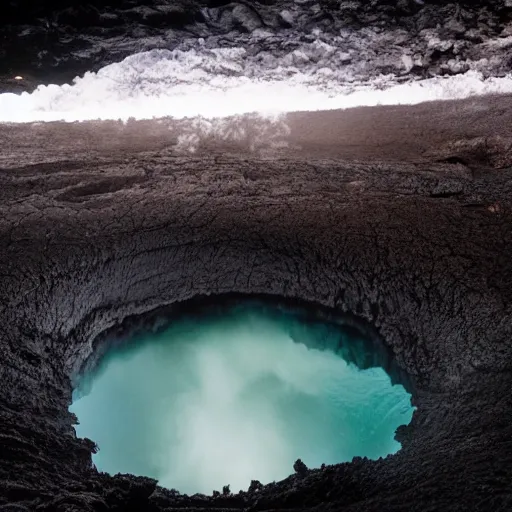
(0, 96, 511, 510)
(1, 1, 512, 92)
(278, 9, 294, 27)
(293, 459, 309, 477)
(231, 4, 264, 32)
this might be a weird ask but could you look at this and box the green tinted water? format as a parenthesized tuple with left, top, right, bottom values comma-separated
(70, 306, 414, 494)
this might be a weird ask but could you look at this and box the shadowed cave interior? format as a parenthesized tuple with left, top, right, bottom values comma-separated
(69, 299, 414, 495)
(1, 1, 512, 511)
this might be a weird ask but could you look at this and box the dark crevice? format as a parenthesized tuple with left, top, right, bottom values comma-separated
(429, 190, 464, 198)
(71, 293, 416, 397)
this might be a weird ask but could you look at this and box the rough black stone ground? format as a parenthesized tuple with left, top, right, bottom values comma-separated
(0, 96, 511, 510)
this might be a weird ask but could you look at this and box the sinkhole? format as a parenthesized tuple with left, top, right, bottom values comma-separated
(70, 301, 415, 495)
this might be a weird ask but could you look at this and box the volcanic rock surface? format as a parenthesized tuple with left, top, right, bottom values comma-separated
(1, 95, 512, 510)
(1, 0, 512, 510)
(1, 0, 512, 93)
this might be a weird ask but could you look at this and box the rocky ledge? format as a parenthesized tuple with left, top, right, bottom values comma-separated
(0, 96, 511, 510)
(1, 0, 512, 93)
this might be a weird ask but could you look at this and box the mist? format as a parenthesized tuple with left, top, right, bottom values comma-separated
(70, 307, 414, 495)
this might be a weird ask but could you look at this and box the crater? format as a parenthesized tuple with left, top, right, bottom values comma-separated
(70, 299, 414, 495)
(1, 95, 511, 511)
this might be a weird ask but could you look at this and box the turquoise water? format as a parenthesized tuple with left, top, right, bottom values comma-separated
(70, 306, 414, 495)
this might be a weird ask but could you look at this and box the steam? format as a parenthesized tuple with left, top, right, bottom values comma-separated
(1, 47, 512, 124)
(70, 308, 414, 495)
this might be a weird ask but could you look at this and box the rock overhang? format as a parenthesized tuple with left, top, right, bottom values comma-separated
(0, 1, 512, 510)
(1, 0, 512, 93)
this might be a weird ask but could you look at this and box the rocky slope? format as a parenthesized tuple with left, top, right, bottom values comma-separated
(0, 96, 511, 510)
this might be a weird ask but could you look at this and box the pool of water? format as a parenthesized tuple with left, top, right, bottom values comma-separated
(70, 305, 414, 495)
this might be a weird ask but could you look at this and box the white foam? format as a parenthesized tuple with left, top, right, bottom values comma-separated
(1, 47, 512, 123)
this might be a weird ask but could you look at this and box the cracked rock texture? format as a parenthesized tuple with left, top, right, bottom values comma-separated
(1, 0, 512, 93)
(0, 96, 511, 510)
